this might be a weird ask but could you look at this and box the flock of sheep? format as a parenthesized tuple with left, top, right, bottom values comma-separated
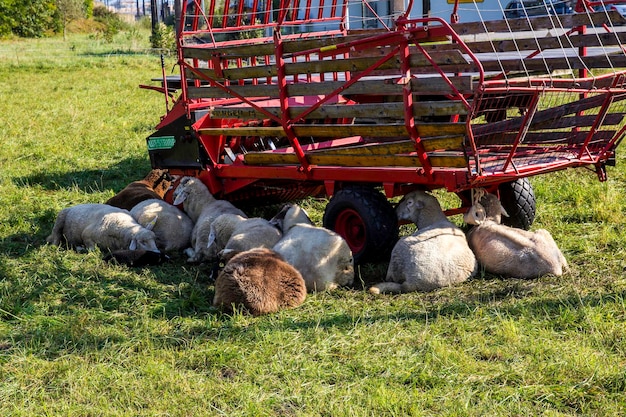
(46, 169, 569, 316)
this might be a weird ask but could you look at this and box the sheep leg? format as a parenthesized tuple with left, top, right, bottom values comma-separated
(46, 208, 68, 246)
(369, 282, 404, 294)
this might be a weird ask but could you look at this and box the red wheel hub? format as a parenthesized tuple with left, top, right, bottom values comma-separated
(334, 209, 366, 253)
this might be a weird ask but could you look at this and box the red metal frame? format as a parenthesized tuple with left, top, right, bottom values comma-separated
(150, 0, 626, 203)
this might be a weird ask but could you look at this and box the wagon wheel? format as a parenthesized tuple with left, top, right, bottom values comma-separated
(323, 185, 398, 265)
(498, 178, 536, 230)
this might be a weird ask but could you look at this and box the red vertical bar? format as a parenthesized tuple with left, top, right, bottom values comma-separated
(236, 0, 245, 26)
(274, 28, 310, 172)
(223, 0, 231, 28)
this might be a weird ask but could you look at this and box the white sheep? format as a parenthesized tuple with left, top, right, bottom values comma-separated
(129, 198, 194, 253)
(172, 176, 247, 263)
(369, 190, 477, 294)
(464, 191, 568, 278)
(210, 216, 283, 261)
(213, 248, 307, 316)
(47, 203, 160, 253)
(271, 204, 354, 292)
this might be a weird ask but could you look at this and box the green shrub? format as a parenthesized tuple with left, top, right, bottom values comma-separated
(149, 21, 175, 51)
(92, 4, 127, 42)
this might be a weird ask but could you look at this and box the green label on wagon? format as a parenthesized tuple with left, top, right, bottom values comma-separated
(148, 136, 176, 150)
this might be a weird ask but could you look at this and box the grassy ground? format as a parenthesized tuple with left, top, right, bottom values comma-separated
(1, 30, 625, 416)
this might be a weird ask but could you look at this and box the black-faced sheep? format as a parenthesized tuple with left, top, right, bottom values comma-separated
(271, 204, 354, 292)
(105, 169, 172, 211)
(172, 176, 247, 263)
(129, 198, 194, 253)
(369, 190, 477, 294)
(464, 191, 568, 278)
(46, 203, 160, 253)
(212, 248, 307, 316)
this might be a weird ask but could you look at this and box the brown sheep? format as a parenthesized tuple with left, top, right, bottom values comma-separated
(213, 248, 307, 316)
(105, 169, 172, 211)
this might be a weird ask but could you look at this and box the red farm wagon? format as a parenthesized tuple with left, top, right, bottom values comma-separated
(144, 0, 626, 263)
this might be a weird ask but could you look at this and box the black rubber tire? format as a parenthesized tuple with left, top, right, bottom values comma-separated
(498, 178, 536, 230)
(323, 185, 399, 265)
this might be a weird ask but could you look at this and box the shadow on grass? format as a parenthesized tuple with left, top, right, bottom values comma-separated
(77, 49, 159, 58)
(265, 288, 626, 334)
(13, 155, 153, 192)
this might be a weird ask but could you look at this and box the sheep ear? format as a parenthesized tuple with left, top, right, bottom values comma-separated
(268, 204, 290, 228)
(207, 226, 216, 248)
(129, 239, 137, 250)
(173, 190, 187, 206)
(500, 204, 510, 217)
(145, 216, 158, 231)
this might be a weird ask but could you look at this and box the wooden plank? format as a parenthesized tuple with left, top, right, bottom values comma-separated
(422, 32, 626, 55)
(294, 122, 467, 138)
(318, 136, 465, 154)
(243, 151, 468, 168)
(187, 76, 474, 99)
(198, 123, 466, 138)
(531, 114, 624, 130)
(472, 93, 617, 137)
(479, 54, 626, 73)
(209, 100, 470, 120)
(475, 129, 616, 146)
(451, 11, 625, 35)
(183, 33, 379, 59)
(185, 50, 469, 82)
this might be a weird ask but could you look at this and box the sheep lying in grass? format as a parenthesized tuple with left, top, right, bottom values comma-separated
(129, 198, 194, 253)
(172, 176, 247, 263)
(271, 204, 354, 292)
(47, 203, 160, 253)
(208, 214, 282, 262)
(464, 191, 568, 278)
(213, 248, 307, 316)
(369, 190, 477, 294)
(106, 169, 171, 211)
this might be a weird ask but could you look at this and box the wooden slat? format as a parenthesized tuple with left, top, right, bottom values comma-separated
(451, 11, 626, 35)
(183, 33, 379, 59)
(243, 151, 467, 168)
(531, 114, 624, 130)
(185, 50, 469, 82)
(198, 123, 466, 138)
(422, 32, 626, 55)
(187, 76, 474, 99)
(209, 100, 470, 120)
(412, 54, 626, 75)
(472, 93, 616, 137)
(320, 136, 465, 154)
(474, 129, 616, 146)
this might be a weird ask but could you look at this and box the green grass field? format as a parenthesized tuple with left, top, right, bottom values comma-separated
(1, 30, 625, 416)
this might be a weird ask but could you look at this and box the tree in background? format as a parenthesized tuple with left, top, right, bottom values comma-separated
(55, 0, 86, 39)
(0, 0, 17, 37)
(11, 0, 58, 37)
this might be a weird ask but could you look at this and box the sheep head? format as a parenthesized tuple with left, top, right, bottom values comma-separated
(396, 190, 447, 228)
(270, 204, 312, 232)
(129, 228, 160, 252)
(480, 193, 509, 224)
(464, 193, 508, 225)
